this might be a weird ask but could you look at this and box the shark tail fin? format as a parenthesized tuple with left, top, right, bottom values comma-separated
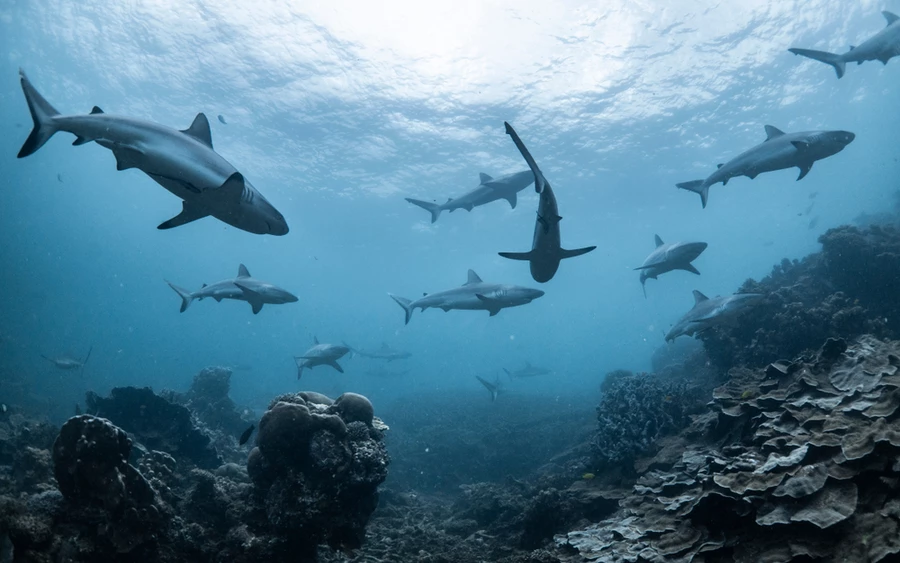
(788, 48, 846, 79)
(166, 281, 195, 313)
(676, 180, 709, 208)
(560, 246, 596, 260)
(641, 278, 647, 299)
(343, 342, 357, 359)
(503, 368, 513, 381)
(388, 294, 414, 325)
(80, 345, 93, 377)
(405, 198, 442, 223)
(17, 69, 61, 158)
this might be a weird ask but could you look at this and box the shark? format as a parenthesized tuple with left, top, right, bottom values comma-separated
(41, 346, 92, 376)
(789, 11, 900, 78)
(636, 235, 709, 297)
(503, 362, 551, 379)
(665, 291, 764, 342)
(388, 269, 544, 325)
(344, 342, 412, 361)
(16, 69, 288, 235)
(498, 122, 596, 282)
(166, 264, 297, 314)
(294, 338, 350, 379)
(476, 375, 504, 402)
(676, 125, 855, 208)
(405, 170, 535, 223)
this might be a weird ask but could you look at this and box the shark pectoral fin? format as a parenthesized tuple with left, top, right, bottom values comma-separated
(475, 294, 502, 316)
(680, 264, 701, 275)
(791, 140, 810, 151)
(111, 145, 146, 171)
(560, 246, 596, 260)
(234, 282, 264, 314)
(219, 172, 246, 200)
(499, 251, 534, 261)
(157, 201, 211, 230)
(797, 162, 813, 181)
(181, 113, 214, 148)
(505, 192, 517, 209)
(328, 360, 345, 373)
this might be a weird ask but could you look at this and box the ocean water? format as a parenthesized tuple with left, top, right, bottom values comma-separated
(1, 0, 899, 424)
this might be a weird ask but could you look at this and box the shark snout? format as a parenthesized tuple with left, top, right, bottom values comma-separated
(525, 288, 546, 301)
(279, 290, 299, 303)
(266, 212, 289, 236)
(839, 131, 855, 145)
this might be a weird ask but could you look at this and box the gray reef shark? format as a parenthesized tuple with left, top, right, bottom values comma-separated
(665, 291, 764, 342)
(636, 235, 708, 297)
(789, 11, 900, 78)
(405, 170, 534, 223)
(476, 375, 504, 402)
(344, 342, 412, 362)
(16, 69, 288, 235)
(676, 125, 854, 208)
(388, 269, 544, 325)
(294, 338, 350, 379)
(41, 346, 92, 376)
(503, 362, 551, 379)
(498, 122, 596, 282)
(166, 264, 297, 314)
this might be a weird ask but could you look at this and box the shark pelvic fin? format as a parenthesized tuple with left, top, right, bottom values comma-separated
(181, 113, 213, 148)
(157, 201, 210, 230)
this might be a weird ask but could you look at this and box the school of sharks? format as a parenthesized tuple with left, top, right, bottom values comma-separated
(14, 10, 899, 399)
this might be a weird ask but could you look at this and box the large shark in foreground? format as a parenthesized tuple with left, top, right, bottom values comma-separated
(16, 69, 288, 235)
(166, 264, 297, 314)
(665, 291, 764, 342)
(636, 235, 708, 297)
(294, 338, 350, 379)
(388, 269, 544, 325)
(405, 171, 535, 223)
(498, 122, 596, 282)
(344, 342, 412, 361)
(676, 125, 854, 208)
(789, 11, 900, 79)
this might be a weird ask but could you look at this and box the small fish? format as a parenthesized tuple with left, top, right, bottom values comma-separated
(582, 473, 595, 480)
(217, 114, 227, 125)
(0, 404, 7, 414)
(57, 173, 63, 183)
(239, 424, 255, 445)
(808, 216, 820, 230)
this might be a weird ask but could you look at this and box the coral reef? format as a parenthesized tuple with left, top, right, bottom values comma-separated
(556, 336, 900, 562)
(165, 366, 253, 437)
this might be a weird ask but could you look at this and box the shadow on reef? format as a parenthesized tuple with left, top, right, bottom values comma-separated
(0, 370, 389, 563)
(700, 225, 900, 372)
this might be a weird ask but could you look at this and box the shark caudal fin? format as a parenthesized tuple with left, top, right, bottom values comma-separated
(405, 198, 442, 223)
(788, 48, 846, 79)
(388, 294, 414, 325)
(17, 70, 61, 158)
(676, 180, 710, 208)
(560, 246, 597, 260)
(165, 281, 195, 313)
(476, 375, 498, 402)
(294, 357, 305, 379)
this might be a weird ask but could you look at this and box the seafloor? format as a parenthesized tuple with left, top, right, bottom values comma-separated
(3, 220, 900, 563)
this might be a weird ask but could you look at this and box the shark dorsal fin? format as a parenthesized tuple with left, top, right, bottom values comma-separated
(90, 106, 104, 114)
(479, 173, 494, 184)
(764, 125, 785, 141)
(314, 336, 319, 345)
(692, 290, 710, 304)
(654, 234, 664, 247)
(182, 113, 213, 149)
(237, 264, 251, 278)
(884, 11, 899, 25)
(465, 269, 483, 285)
(201, 283, 208, 288)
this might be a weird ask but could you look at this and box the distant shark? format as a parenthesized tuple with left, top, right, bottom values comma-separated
(16, 69, 288, 235)
(476, 375, 503, 402)
(294, 338, 350, 379)
(503, 362, 551, 379)
(388, 269, 544, 325)
(405, 170, 534, 223)
(498, 122, 596, 282)
(166, 264, 297, 314)
(635, 235, 708, 297)
(789, 11, 900, 78)
(41, 346, 92, 376)
(665, 291, 764, 342)
(676, 125, 854, 208)
(344, 342, 412, 362)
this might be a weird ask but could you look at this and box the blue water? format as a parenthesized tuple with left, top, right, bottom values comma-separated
(1, 1, 899, 420)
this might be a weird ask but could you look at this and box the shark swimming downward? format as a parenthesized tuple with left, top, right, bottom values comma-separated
(166, 264, 297, 314)
(15, 69, 288, 235)
(676, 125, 854, 208)
(789, 11, 900, 79)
